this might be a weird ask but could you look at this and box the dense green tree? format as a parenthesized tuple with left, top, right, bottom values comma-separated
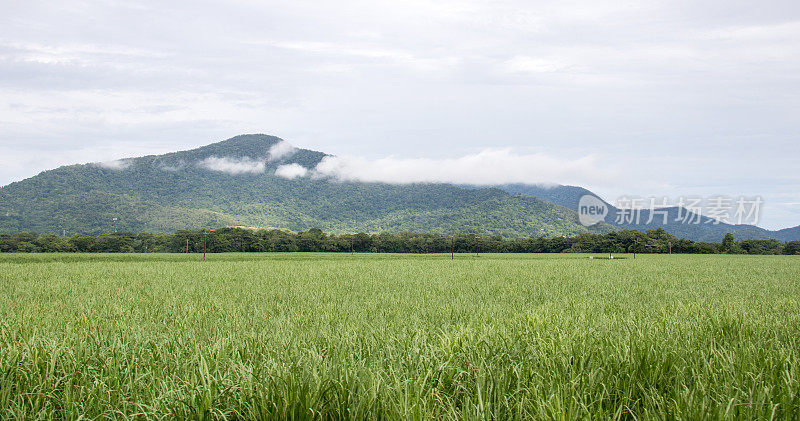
(719, 233, 745, 254)
(784, 241, 800, 255)
(739, 239, 783, 255)
(1, 228, 797, 255)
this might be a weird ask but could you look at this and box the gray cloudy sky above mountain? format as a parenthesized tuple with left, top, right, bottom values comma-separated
(0, 0, 798, 229)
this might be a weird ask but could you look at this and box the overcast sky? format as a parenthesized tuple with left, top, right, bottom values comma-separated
(1, 0, 798, 229)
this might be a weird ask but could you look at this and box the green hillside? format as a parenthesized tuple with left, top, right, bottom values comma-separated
(492, 183, 800, 242)
(0, 134, 610, 237)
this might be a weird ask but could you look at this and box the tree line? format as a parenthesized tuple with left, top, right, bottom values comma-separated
(1, 228, 798, 255)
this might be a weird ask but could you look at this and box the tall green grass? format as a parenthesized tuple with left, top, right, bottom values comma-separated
(1, 253, 798, 419)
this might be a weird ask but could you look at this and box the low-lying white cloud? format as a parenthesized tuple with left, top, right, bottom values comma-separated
(198, 156, 265, 174)
(275, 163, 308, 179)
(94, 159, 132, 170)
(313, 148, 606, 186)
(268, 140, 298, 161)
(158, 159, 186, 172)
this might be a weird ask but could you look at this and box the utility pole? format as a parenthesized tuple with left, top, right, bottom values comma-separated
(186, 238, 189, 253)
(451, 236, 454, 260)
(203, 231, 207, 261)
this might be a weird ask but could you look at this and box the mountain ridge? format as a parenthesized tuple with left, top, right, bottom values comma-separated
(1, 134, 796, 242)
(0, 134, 609, 237)
(490, 183, 799, 242)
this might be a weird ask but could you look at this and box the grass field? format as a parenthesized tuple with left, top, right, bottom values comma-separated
(1, 253, 799, 419)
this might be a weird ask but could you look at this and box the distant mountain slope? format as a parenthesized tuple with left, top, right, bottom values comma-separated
(492, 184, 606, 210)
(493, 184, 798, 242)
(0, 134, 610, 237)
(773, 225, 800, 242)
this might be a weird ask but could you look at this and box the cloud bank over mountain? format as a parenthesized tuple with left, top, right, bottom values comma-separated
(313, 148, 606, 186)
(276, 163, 309, 179)
(193, 140, 300, 175)
(267, 141, 297, 161)
(198, 157, 265, 174)
(93, 159, 132, 170)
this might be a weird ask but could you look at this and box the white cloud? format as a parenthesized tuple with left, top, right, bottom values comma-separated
(696, 20, 800, 41)
(158, 159, 186, 172)
(267, 140, 298, 161)
(262, 40, 460, 72)
(275, 163, 309, 179)
(502, 56, 567, 74)
(93, 159, 132, 170)
(4, 41, 168, 65)
(197, 156, 264, 174)
(1, 0, 799, 228)
(312, 148, 607, 186)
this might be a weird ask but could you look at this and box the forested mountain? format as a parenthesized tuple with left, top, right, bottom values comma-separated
(0, 134, 610, 237)
(1, 133, 796, 241)
(490, 184, 605, 210)
(491, 184, 800, 242)
(774, 225, 800, 242)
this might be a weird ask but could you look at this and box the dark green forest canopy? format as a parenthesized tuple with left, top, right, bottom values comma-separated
(1, 228, 796, 255)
